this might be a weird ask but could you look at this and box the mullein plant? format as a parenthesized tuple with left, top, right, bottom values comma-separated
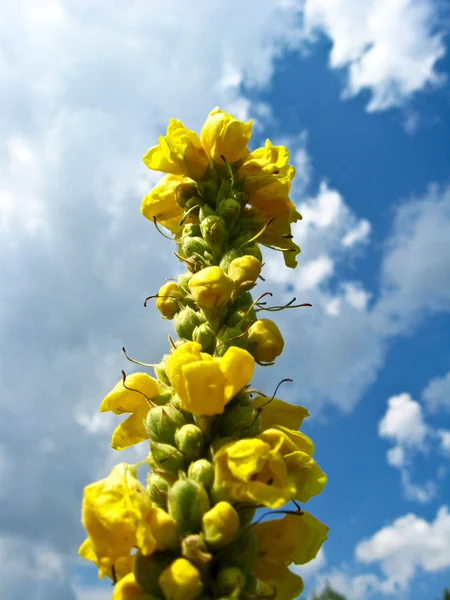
(79, 107, 329, 600)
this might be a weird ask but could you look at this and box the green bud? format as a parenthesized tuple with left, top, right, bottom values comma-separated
(245, 243, 262, 263)
(181, 236, 213, 259)
(182, 223, 202, 239)
(200, 215, 228, 253)
(219, 249, 242, 274)
(146, 471, 175, 509)
(175, 424, 204, 460)
(149, 441, 185, 475)
(217, 567, 246, 595)
(218, 403, 260, 438)
(146, 403, 187, 445)
(173, 307, 202, 340)
(168, 477, 210, 535)
(228, 291, 253, 311)
(215, 326, 247, 356)
(154, 357, 171, 387)
(216, 180, 233, 205)
(218, 198, 241, 228)
(226, 308, 255, 329)
(192, 322, 216, 353)
(181, 534, 212, 568)
(198, 179, 218, 203)
(199, 205, 216, 221)
(188, 459, 215, 490)
(219, 529, 259, 572)
(150, 390, 172, 406)
(178, 272, 193, 291)
(134, 550, 173, 596)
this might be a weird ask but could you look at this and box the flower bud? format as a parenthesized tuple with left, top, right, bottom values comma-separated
(244, 243, 262, 263)
(218, 403, 260, 438)
(177, 272, 193, 291)
(216, 566, 246, 595)
(173, 307, 202, 340)
(146, 404, 187, 445)
(202, 502, 239, 549)
(188, 459, 215, 490)
(182, 223, 202, 238)
(218, 198, 241, 228)
(225, 308, 255, 329)
(219, 249, 242, 274)
(158, 558, 203, 600)
(149, 441, 185, 475)
(168, 478, 210, 535)
(228, 291, 253, 311)
(247, 319, 284, 362)
(188, 267, 235, 309)
(219, 529, 259, 572)
(181, 236, 213, 260)
(181, 535, 212, 567)
(200, 215, 228, 254)
(175, 424, 204, 460)
(148, 506, 180, 551)
(112, 572, 150, 600)
(147, 471, 175, 509)
(192, 323, 216, 354)
(198, 205, 215, 221)
(154, 357, 171, 387)
(215, 326, 247, 356)
(156, 282, 184, 319)
(227, 255, 261, 291)
(134, 550, 172, 596)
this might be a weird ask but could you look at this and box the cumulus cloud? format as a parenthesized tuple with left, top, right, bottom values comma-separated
(422, 369, 450, 413)
(301, 0, 446, 111)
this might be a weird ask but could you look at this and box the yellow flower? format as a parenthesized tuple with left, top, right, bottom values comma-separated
(78, 537, 133, 581)
(112, 573, 153, 600)
(247, 319, 284, 362)
(147, 506, 180, 551)
(237, 139, 295, 192)
(100, 373, 160, 450)
(166, 342, 254, 415)
(253, 512, 329, 571)
(214, 428, 326, 508)
(202, 501, 240, 548)
(250, 396, 309, 431)
(141, 174, 194, 233)
(156, 281, 184, 319)
(188, 266, 235, 309)
(143, 120, 209, 180)
(200, 107, 252, 164)
(257, 567, 304, 600)
(227, 255, 262, 290)
(158, 558, 203, 600)
(81, 464, 156, 573)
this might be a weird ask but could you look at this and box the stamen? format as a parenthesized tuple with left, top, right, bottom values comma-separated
(121, 370, 155, 407)
(153, 217, 174, 240)
(122, 346, 156, 368)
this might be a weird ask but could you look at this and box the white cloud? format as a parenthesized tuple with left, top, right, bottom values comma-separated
(296, 255, 334, 290)
(437, 430, 450, 455)
(422, 369, 450, 413)
(378, 393, 428, 448)
(315, 569, 381, 600)
(356, 506, 450, 590)
(341, 219, 371, 248)
(302, 0, 446, 111)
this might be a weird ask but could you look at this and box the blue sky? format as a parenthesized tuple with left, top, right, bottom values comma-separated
(1, 1, 450, 599)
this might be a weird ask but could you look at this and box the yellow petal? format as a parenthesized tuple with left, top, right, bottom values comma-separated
(182, 359, 225, 415)
(250, 397, 309, 431)
(100, 373, 159, 415)
(112, 573, 152, 600)
(257, 566, 304, 600)
(217, 346, 255, 402)
(111, 406, 150, 450)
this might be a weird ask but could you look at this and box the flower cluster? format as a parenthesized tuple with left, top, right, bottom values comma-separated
(80, 108, 328, 600)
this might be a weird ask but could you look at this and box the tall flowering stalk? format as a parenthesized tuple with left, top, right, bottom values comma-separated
(79, 107, 329, 600)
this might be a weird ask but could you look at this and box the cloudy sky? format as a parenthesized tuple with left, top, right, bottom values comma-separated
(1, 1, 449, 599)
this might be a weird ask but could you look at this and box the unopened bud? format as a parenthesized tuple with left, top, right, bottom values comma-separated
(219, 529, 259, 572)
(178, 272, 193, 291)
(215, 326, 247, 356)
(218, 198, 241, 228)
(181, 534, 212, 567)
(181, 236, 213, 260)
(218, 403, 260, 438)
(156, 282, 184, 319)
(154, 356, 171, 387)
(175, 424, 204, 460)
(247, 319, 284, 362)
(200, 215, 228, 253)
(227, 255, 261, 291)
(199, 205, 215, 221)
(217, 567, 246, 596)
(149, 441, 185, 475)
(182, 223, 202, 238)
(147, 471, 175, 509)
(168, 478, 210, 535)
(226, 308, 255, 329)
(188, 266, 235, 309)
(245, 243, 262, 263)
(192, 322, 216, 353)
(158, 558, 203, 600)
(133, 551, 172, 596)
(174, 307, 202, 340)
(219, 249, 242, 274)
(146, 404, 187, 445)
(202, 502, 240, 549)
(188, 459, 215, 490)
(148, 506, 180, 551)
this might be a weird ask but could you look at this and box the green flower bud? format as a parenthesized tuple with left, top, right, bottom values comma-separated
(218, 403, 260, 438)
(217, 566, 246, 595)
(202, 501, 240, 549)
(215, 326, 247, 356)
(188, 266, 235, 310)
(199, 205, 216, 221)
(178, 271, 193, 291)
(181, 236, 213, 260)
(181, 534, 212, 567)
(198, 179, 218, 203)
(228, 291, 253, 311)
(188, 459, 215, 490)
(146, 403, 187, 444)
(168, 477, 210, 535)
(218, 198, 241, 228)
(219, 249, 242, 274)
(156, 281, 185, 319)
(173, 307, 202, 340)
(219, 529, 259, 572)
(154, 356, 171, 387)
(149, 441, 185, 475)
(200, 215, 228, 254)
(151, 389, 173, 406)
(182, 223, 202, 238)
(133, 550, 173, 596)
(192, 322, 216, 353)
(146, 471, 175, 509)
(247, 319, 284, 362)
(175, 424, 204, 460)
(245, 243, 262, 263)
(226, 307, 255, 329)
